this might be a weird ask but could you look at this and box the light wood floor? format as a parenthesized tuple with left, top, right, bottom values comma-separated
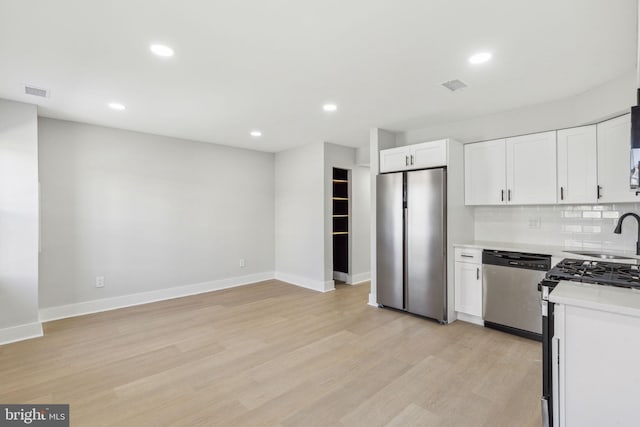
(0, 281, 542, 426)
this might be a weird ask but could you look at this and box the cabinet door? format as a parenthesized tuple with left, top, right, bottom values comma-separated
(557, 304, 640, 426)
(557, 125, 597, 204)
(379, 146, 410, 173)
(454, 261, 482, 317)
(464, 139, 506, 205)
(506, 131, 557, 205)
(411, 140, 447, 169)
(597, 114, 638, 203)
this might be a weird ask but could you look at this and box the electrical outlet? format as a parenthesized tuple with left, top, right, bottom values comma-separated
(528, 218, 542, 229)
(239, 258, 246, 268)
(96, 276, 105, 288)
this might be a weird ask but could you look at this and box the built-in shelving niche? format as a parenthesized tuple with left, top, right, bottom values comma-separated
(332, 168, 349, 275)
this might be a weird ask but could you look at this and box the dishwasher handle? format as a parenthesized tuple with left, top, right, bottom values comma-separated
(482, 250, 551, 271)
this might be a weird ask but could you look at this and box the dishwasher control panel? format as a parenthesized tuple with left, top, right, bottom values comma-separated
(483, 250, 551, 271)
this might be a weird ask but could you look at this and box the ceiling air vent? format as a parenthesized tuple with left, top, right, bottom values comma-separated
(24, 85, 48, 98)
(441, 79, 467, 92)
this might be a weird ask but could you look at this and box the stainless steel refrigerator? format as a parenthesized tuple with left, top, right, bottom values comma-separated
(376, 168, 447, 322)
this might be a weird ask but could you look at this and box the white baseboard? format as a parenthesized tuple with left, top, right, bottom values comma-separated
(455, 312, 484, 327)
(39, 271, 275, 322)
(350, 272, 371, 285)
(274, 272, 335, 293)
(0, 322, 43, 346)
(333, 272, 370, 285)
(368, 293, 378, 307)
(333, 271, 349, 282)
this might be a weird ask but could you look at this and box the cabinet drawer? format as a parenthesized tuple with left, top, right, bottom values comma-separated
(454, 247, 482, 263)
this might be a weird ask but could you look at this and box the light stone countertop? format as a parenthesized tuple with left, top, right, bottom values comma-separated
(454, 240, 640, 263)
(550, 280, 640, 318)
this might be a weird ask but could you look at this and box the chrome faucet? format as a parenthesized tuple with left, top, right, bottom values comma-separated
(614, 212, 640, 255)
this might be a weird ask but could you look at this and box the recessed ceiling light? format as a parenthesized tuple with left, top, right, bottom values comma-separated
(150, 44, 175, 57)
(250, 130, 262, 137)
(323, 103, 338, 112)
(468, 52, 492, 64)
(108, 102, 126, 111)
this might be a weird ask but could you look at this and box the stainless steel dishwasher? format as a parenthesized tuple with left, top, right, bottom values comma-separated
(482, 250, 551, 340)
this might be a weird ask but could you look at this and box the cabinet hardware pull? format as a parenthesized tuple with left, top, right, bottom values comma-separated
(477, 267, 480, 280)
(508, 189, 511, 202)
(410, 154, 414, 165)
(560, 186, 564, 201)
(405, 156, 409, 166)
(501, 189, 504, 202)
(597, 185, 602, 199)
(461, 254, 473, 258)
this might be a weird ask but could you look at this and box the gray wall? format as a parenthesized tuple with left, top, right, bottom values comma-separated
(274, 142, 327, 289)
(38, 118, 275, 308)
(274, 142, 372, 291)
(0, 99, 39, 334)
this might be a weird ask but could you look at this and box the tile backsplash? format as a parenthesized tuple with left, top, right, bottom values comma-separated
(474, 204, 640, 251)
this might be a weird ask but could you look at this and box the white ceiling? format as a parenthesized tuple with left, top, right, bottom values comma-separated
(0, 0, 636, 152)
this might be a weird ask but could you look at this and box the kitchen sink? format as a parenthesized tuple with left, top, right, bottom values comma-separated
(564, 250, 635, 261)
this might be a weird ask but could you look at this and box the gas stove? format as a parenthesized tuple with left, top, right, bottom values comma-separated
(540, 257, 640, 427)
(546, 258, 640, 289)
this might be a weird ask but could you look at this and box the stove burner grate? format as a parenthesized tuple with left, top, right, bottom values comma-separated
(546, 259, 640, 289)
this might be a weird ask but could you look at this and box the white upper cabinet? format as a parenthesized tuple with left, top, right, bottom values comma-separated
(597, 114, 638, 203)
(411, 139, 447, 169)
(464, 132, 557, 205)
(464, 139, 506, 205)
(463, 114, 639, 206)
(379, 139, 447, 173)
(557, 125, 598, 204)
(379, 146, 412, 173)
(506, 131, 557, 205)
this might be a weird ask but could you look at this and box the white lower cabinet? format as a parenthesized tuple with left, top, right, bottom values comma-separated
(553, 302, 640, 426)
(454, 248, 482, 320)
